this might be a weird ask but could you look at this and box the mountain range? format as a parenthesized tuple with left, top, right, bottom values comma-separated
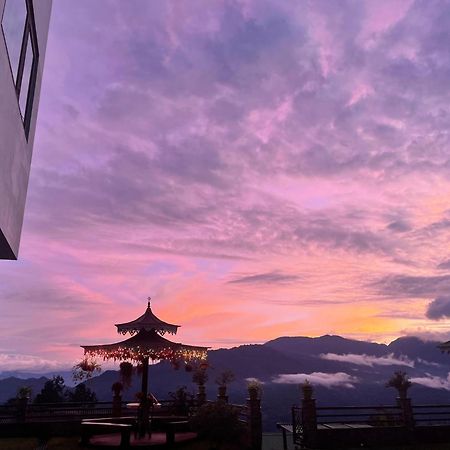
(2, 335, 450, 430)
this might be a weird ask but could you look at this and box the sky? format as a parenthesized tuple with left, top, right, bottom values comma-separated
(2, 0, 450, 372)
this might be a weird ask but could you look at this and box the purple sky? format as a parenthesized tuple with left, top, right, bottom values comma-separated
(2, 0, 450, 372)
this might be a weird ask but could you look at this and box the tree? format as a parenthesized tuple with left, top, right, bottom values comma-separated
(67, 383, 97, 403)
(386, 371, 412, 399)
(169, 386, 194, 415)
(34, 376, 66, 403)
(191, 402, 245, 449)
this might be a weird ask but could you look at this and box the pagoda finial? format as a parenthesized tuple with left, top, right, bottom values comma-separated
(147, 296, 151, 308)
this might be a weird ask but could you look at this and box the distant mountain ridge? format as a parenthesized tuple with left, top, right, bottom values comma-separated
(2, 334, 450, 430)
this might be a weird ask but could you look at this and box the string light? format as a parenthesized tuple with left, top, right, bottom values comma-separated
(84, 346, 207, 363)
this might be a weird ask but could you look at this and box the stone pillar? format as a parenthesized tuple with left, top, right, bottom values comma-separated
(247, 388, 262, 450)
(197, 384, 206, 406)
(113, 393, 122, 417)
(217, 385, 228, 403)
(397, 396, 414, 430)
(301, 384, 317, 449)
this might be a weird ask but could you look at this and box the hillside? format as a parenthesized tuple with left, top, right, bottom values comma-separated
(2, 334, 450, 430)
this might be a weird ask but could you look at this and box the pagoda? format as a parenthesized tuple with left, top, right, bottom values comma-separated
(81, 298, 208, 435)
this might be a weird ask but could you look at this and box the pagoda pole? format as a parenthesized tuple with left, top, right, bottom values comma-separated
(139, 356, 150, 438)
(141, 356, 149, 398)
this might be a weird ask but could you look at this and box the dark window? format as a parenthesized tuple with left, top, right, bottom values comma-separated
(1, 0, 39, 139)
(1, 0, 27, 83)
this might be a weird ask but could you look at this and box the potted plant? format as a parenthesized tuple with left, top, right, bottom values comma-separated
(193, 365, 209, 404)
(193, 366, 209, 386)
(119, 361, 134, 388)
(72, 357, 101, 383)
(301, 379, 314, 400)
(247, 379, 262, 400)
(386, 371, 412, 399)
(191, 401, 245, 450)
(215, 370, 235, 400)
(169, 386, 194, 416)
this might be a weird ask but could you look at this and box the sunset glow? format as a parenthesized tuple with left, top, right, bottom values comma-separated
(2, 0, 450, 372)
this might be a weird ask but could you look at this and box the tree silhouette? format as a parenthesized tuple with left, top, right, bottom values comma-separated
(67, 383, 97, 403)
(34, 376, 66, 403)
(386, 371, 412, 399)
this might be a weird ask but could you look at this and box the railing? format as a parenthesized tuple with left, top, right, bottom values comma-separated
(0, 393, 263, 449)
(0, 399, 206, 425)
(291, 406, 303, 445)
(0, 404, 18, 424)
(316, 405, 402, 426)
(290, 400, 450, 449)
(204, 400, 249, 424)
(0, 401, 131, 424)
(413, 404, 450, 425)
(233, 403, 250, 423)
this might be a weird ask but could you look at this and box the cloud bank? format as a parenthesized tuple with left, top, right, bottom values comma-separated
(411, 373, 450, 391)
(320, 353, 414, 368)
(0, 353, 67, 374)
(273, 372, 358, 388)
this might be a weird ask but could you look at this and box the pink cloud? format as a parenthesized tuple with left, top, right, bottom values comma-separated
(1, 0, 450, 369)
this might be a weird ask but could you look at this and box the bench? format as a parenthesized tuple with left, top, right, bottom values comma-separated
(81, 420, 133, 448)
(277, 423, 293, 450)
(165, 420, 190, 445)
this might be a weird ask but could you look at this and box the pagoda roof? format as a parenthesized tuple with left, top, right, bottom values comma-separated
(82, 329, 208, 362)
(115, 301, 179, 335)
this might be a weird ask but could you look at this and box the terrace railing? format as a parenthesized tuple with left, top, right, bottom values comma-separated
(287, 395, 450, 449)
(0, 401, 126, 424)
(413, 404, 450, 425)
(316, 404, 403, 426)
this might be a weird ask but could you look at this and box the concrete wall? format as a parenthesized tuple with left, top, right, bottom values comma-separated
(0, 0, 52, 259)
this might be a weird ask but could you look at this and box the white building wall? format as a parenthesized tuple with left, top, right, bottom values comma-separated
(0, 0, 52, 259)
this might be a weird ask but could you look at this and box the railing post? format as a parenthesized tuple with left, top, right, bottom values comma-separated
(16, 397, 28, 423)
(217, 385, 228, 403)
(197, 384, 206, 406)
(247, 387, 262, 450)
(397, 396, 414, 430)
(301, 382, 317, 449)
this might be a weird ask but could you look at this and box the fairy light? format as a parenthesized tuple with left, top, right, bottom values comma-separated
(84, 346, 207, 363)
